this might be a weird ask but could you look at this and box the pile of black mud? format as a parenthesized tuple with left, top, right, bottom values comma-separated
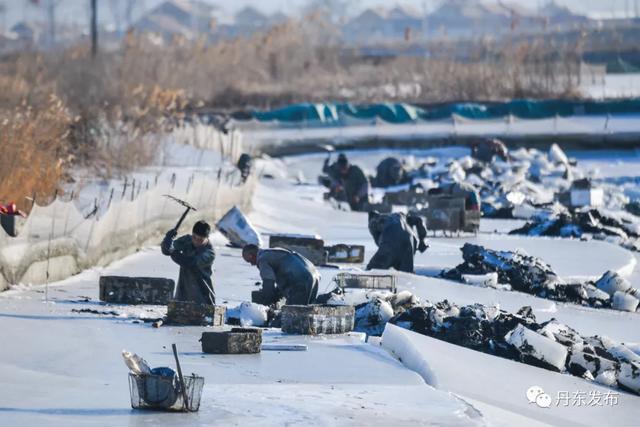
(353, 291, 640, 395)
(441, 243, 640, 312)
(510, 208, 640, 252)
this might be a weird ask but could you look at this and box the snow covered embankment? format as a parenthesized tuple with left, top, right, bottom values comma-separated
(382, 324, 640, 427)
(0, 126, 253, 291)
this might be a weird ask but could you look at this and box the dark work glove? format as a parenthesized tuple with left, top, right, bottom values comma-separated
(418, 240, 429, 253)
(161, 229, 177, 255)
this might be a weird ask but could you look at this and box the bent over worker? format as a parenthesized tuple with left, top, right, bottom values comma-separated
(161, 220, 216, 305)
(366, 211, 428, 273)
(242, 244, 320, 305)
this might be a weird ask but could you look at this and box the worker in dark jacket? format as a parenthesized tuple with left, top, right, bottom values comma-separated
(471, 138, 509, 163)
(237, 153, 252, 183)
(242, 244, 319, 305)
(366, 211, 428, 273)
(324, 154, 370, 211)
(372, 157, 410, 188)
(161, 220, 216, 305)
(322, 153, 345, 182)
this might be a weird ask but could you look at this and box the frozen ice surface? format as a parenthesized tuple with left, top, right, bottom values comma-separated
(3, 147, 640, 425)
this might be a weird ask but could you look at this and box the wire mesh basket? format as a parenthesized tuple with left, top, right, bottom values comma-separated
(129, 372, 204, 412)
(334, 273, 397, 292)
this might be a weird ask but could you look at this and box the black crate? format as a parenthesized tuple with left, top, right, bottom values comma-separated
(269, 234, 326, 265)
(201, 328, 262, 354)
(99, 276, 175, 305)
(166, 301, 226, 326)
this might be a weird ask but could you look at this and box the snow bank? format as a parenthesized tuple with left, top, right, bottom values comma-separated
(380, 324, 439, 387)
(382, 324, 640, 427)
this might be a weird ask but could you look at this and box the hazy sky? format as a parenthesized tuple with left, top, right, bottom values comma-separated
(2, 0, 637, 31)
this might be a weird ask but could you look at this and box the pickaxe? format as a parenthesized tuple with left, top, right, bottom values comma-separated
(164, 195, 197, 233)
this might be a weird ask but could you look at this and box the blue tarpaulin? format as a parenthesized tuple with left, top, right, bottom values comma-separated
(246, 99, 640, 124)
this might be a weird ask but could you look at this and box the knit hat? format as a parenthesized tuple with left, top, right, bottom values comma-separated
(192, 220, 211, 237)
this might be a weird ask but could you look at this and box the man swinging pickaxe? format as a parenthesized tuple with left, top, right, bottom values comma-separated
(164, 195, 198, 234)
(161, 195, 216, 306)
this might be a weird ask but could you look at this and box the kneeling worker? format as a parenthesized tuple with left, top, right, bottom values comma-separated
(242, 244, 320, 306)
(161, 220, 216, 305)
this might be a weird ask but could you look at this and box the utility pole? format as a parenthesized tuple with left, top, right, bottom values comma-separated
(91, 0, 98, 56)
(47, 0, 56, 48)
(0, 2, 6, 34)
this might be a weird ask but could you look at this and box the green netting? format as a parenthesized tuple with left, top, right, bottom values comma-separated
(248, 99, 640, 124)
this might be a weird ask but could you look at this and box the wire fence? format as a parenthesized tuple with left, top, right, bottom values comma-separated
(0, 125, 252, 290)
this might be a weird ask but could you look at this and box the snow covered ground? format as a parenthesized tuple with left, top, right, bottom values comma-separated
(1, 147, 640, 425)
(581, 73, 640, 99)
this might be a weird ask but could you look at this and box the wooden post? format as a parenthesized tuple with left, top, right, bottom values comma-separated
(107, 188, 114, 209)
(90, 0, 98, 57)
(122, 177, 128, 199)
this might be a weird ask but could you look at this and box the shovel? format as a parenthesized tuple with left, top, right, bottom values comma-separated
(172, 343, 190, 412)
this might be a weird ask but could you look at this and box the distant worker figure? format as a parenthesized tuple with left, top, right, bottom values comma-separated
(237, 153, 252, 184)
(471, 138, 509, 163)
(161, 220, 216, 305)
(372, 157, 410, 188)
(242, 244, 320, 306)
(323, 153, 370, 211)
(322, 153, 345, 182)
(366, 211, 429, 273)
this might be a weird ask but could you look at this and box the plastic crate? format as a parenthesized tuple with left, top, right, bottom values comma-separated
(129, 373, 204, 412)
(326, 244, 365, 263)
(281, 305, 355, 335)
(201, 328, 263, 354)
(269, 234, 326, 266)
(334, 273, 397, 292)
(166, 301, 226, 326)
(99, 276, 175, 305)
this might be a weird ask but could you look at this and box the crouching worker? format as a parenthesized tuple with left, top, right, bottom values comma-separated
(161, 220, 216, 305)
(366, 211, 428, 273)
(242, 244, 320, 306)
